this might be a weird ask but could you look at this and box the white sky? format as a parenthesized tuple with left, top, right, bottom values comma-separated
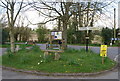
(26, 1, 119, 30)
(0, 0, 119, 30)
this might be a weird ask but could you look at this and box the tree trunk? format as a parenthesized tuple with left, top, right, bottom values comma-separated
(62, 21, 67, 49)
(9, 30, 15, 53)
(58, 17, 61, 31)
(19, 34, 21, 41)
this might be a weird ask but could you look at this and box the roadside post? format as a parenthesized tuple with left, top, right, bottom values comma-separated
(78, 27, 101, 52)
(15, 45, 19, 52)
(86, 36, 89, 52)
(100, 45, 107, 64)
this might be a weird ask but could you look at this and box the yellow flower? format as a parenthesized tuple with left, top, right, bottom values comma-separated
(64, 65, 66, 66)
(78, 59, 80, 60)
(40, 55, 41, 57)
(65, 71, 68, 72)
(41, 60, 43, 62)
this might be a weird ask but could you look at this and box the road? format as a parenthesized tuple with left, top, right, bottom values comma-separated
(0, 44, 119, 79)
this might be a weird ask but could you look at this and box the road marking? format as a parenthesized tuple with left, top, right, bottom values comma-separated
(114, 54, 120, 61)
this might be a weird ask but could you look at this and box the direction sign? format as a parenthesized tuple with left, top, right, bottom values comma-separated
(77, 27, 101, 52)
(78, 27, 101, 31)
(118, 38, 120, 40)
(111, 38, 120, 40)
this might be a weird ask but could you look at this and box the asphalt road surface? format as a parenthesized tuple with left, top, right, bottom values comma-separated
(0, 44, 119, 79)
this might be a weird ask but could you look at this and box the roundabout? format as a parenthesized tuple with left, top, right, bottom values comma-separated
(2, 45, 117, 76)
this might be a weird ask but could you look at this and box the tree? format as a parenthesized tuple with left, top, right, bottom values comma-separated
(31, 1, 114, 49)
(0, 0, 29, 52)
(36, 24, 48, 43)
(32, 1, 74, 49)
(101, 27, 113, 45)
(0, 15, 9, 44)
(14, 27, 32, 41)
(14, 15, 32, 41)
(2, 29, 9, 44)
(67, 21, 76, 44)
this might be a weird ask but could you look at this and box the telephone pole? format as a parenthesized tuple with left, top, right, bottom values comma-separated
(113, 8, 116, 43)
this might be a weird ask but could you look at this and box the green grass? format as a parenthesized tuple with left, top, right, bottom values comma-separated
(2, 46, 116, 73)
(0, 44, 32, 48)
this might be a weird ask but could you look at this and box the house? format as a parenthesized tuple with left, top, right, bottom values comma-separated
(91, 35, 102, 44)
(29, 31, 38, 42)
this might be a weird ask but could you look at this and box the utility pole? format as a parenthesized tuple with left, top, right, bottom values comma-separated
(113, 8, 116, 43)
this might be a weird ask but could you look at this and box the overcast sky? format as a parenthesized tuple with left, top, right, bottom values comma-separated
(0, 0, 119, 29)
(26, 0, 119, 30)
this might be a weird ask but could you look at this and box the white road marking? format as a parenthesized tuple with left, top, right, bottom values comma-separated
(114, 54, 120, 61)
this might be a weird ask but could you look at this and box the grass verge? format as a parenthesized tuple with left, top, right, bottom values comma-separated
(0, 44, 32, 48)
(2, 46, 116, 73)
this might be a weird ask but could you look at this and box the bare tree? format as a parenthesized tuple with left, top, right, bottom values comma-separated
(32, 1, 74, 49)
(0, 0, 29, 52)
(31, 1, 114, 49)
(0, 15, 7, 29)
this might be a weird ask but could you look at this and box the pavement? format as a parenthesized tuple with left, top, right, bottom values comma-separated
(1, 69, 118, 79)
(0, 44, 119, 79)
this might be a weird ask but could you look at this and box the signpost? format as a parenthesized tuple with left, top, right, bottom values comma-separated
(51, 31, 62, 40)
(78, 27, 101, 31)
(49, 31, 62, 50)
(100, 45, 107, 64)
(78, 27, 101, 52)
(111, 38, 120, 41)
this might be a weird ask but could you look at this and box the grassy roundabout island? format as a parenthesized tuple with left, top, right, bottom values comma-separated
(2, 45, 116, 73)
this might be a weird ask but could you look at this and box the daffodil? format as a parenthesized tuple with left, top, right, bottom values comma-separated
(41, 60, 43, 63)
(78, 59, 80, 60)
(40, 55, 41, 57)
(38, 63, 40, 65)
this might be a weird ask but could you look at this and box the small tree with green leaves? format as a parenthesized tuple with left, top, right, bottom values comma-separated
(101, 27, 113, 45)
(36, 25, 48, 43)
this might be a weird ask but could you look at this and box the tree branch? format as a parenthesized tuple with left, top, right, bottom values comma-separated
(6, 2, 10, 26)
(13, 0, 23, 24)
(0, 0, 11, 10)
(32, 5, 56, 17)
(61, 2, 65, 15)
(43, 17, 58, 24)
(41, 1, 62, 16)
